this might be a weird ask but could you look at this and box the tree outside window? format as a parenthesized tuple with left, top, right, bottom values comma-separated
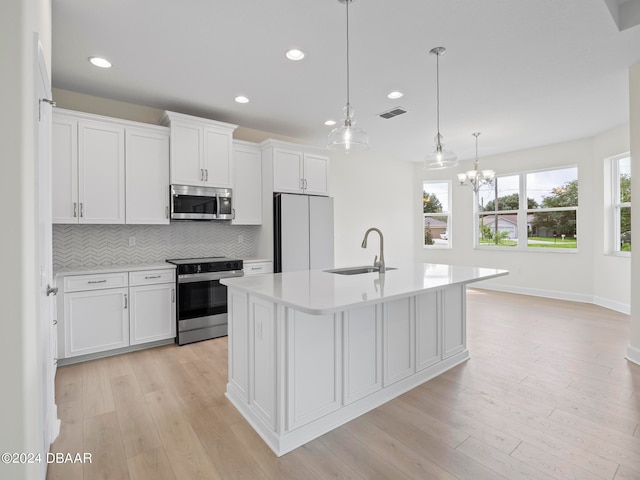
(613, 156, 631, 253)
(476, 167, 578, 250)
(423, 181, 450, 247)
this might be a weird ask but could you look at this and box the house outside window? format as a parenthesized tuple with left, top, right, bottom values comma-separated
(477, 167, 578, 250)
(613, 155, 631, 253)
(423, 181, 450, 248)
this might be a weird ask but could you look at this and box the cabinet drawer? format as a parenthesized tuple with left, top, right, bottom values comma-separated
(129, 269, 176, 286)
(63, 272, 128, 293)
(244, 262, 274, 276)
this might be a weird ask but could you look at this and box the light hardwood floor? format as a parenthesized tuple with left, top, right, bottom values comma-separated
(47, 289, 640, 479)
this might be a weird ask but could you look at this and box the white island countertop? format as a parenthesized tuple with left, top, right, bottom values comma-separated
(221, 262, 508, 315)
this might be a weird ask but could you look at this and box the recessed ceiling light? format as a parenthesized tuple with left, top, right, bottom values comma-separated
(324, 120, 336, 126)
(88, 56, 112, 68)
(285, 49, 305, 61)
(387, 91, 404, 99)
(235, 96, 250, 104)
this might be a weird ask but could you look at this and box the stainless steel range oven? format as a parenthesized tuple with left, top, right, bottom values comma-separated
(166, 257, 243, 345)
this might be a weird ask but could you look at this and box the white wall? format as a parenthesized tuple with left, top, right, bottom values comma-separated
(331, 150, 415, 267)
(592, 125, 631, 313)
(0, 0, 51, 479)
(414, 130, 630, 310)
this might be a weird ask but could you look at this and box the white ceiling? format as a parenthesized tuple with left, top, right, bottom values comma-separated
(52, 0, 640, 164)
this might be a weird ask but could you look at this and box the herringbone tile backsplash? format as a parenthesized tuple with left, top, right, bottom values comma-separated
(53, 223, 258, 269)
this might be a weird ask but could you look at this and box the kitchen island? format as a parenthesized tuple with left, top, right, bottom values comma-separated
(221, 263, 508, 456)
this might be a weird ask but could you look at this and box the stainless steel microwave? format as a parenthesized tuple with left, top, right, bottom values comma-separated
(170, 185, 233, 220)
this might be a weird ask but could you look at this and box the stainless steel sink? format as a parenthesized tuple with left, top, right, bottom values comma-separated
(325, 266, 397, 275)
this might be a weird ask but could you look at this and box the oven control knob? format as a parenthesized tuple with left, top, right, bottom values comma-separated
(206, 264, 216, 272)
(225, 262, 232, 269)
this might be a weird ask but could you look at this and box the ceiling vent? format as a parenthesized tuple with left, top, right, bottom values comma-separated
(378, 107, 409, 119)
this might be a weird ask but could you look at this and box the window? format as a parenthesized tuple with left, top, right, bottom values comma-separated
(423, 181, 450, 247)
(477, 167, 578, 250)
(613, 155, 631, 253)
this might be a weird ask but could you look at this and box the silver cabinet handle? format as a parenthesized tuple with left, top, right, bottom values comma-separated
(124, 293, 128, 309)
(250, 266, 261, 270)
(171, 288, 175, 303)
(88, 280, 107, 284)
(46, 285, 58, 296)
(304, 178, 308, 189)
(232, 208, 236, 220)
(300, 178, 304, 190)
(145, 275, 161, 280)
(73, 202, 77, 218)
(205, 169, 209, 181)
(80, 202, 84, 218)
(165, 206, 169, 219)
(53, 319, 58, 326)
(200, 168, 204, 181)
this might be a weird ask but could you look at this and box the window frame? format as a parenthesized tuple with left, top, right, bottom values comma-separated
(612, 154, 631, 256)
(423, 180, 452, 249)
(475, 165, 579, 252)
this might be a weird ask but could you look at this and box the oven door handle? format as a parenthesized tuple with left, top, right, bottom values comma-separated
(177, 270, 244, 283)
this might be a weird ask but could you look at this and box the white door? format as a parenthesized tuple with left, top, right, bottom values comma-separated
(203, 126, 232, 187)
(279, 194, 310, 272)
(309, 196, 334, 270)
(170, 122, 203, 186)
(129, 283, 176, 345)
(273, 148, 303, 193)
(125, 127, 170, 224)
(34, 38, 59, 465)
(232, 143, 262, 225)
(303, 153, 330, 196)
(78, 120, 126, 223)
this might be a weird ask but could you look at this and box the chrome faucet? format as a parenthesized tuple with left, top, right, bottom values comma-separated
(361, 227, 385, 273)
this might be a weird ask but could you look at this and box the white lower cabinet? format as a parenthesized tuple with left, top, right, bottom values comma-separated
(129, 283, 176, 345)
(59, 268, 176, 360)
(64, 287, 129, 357)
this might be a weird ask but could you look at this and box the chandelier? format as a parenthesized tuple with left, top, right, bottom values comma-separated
(457, 132, 495, 193)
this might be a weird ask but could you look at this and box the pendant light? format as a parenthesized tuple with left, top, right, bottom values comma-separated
(424, 47, 457, 169)
(457, 132, 495, 193)
(327, 0, 369, 152)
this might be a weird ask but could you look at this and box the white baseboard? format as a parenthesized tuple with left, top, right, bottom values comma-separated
(626, 345, 640, 366)
(473, 282, 630, 315)
(593, 296, 631, 315)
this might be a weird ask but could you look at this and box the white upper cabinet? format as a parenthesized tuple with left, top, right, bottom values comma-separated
(126, 127, 170, 224)
(52, 116, 78, 223)
(232, 140, 262, 225)
(52, 109, 170, 225)
(162, 111, 237, 188)
(262, 140, 330, 196)
(78, 120, 125, 224)
(52, 113, 126, 224)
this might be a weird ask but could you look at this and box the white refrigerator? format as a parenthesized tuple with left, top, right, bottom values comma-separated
(274, 193, 334, 273)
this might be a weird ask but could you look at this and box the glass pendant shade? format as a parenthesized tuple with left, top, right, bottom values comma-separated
(423, 47, 457, 169)
(424, 134, 458, 169)
(327, 0, 369, 152)
(328, 104, 369, 151)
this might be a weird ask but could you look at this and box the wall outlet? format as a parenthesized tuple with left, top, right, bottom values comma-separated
(128, 236, 136, 247)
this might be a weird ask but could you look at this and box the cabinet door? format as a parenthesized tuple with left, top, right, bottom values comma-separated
(52, 116, 79, 223)
(129, 283, 176, 345)
(170, 122, 203, 186)
(203, 126, 232, 188)
(303, 153, 330, 196)
(78, 120, 125, 224)
(126, 127, 170, 224)
(273, 148, 303, 193)
(232, 143, 262, 225)
(64, 287, 129, 357)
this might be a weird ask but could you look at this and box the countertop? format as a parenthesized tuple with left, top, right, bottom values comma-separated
(55, 262, 175, 278)
(221, 262, 508, 314)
